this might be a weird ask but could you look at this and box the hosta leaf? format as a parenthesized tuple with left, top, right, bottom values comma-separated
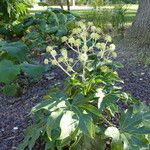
(57, 13, 67, 24)
(21, 63, 45, 77)
(56, 25, 68, 37)
(1, 41, 28, 62)
(0, 60, 20, 83)
(2, 83, 18, 96)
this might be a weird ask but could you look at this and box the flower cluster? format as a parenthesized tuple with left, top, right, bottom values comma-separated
(44, 21, 117, 78)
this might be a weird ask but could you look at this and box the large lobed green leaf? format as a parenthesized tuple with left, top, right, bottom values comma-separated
(0, 59, 20, 83)
(0, 41, 28, 62)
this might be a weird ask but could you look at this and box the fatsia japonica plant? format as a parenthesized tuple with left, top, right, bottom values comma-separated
(18, 22, 150, 150)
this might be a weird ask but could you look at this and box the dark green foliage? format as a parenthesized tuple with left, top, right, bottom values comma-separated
(112, 4, 127, 29)
(0, 8, 75, 40)
(23, 8, 75, 52)
(0, 41, 45, 96)
(0, 0, 31, 23)
(17, 23, 150, 149)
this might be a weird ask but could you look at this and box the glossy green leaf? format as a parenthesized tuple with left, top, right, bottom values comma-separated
(0, 60, 20, 83)
(21, 63, 45, 77)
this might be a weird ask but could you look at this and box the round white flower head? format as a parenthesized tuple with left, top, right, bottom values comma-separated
(112, 52, 117, 58)
(69, 58, 74, 63)
(68, 37, 75, 44)
(82, 45, 88, 52)
(97, 28, 102, 33)
(95, 88, 105, 108)
(46, 46, 53, 53)
(50, 50, 57, 57)
(81, 31, 88, 40)
(51, 59, 57, 65)
(78, 53, 88, 62)
(105, 126, 120, 141)
(109, 44, 116, 51)
(90, 33, 100, 40)
(88, 22, 94, 26)
(62, 36, 68, 42)
(61, 48, 68, 58)
(44, 59, 49, 65)
(78, 21, 85, 28)
(73, 28, 82, 35)
(105, 35, 112, 42)
(91, 26, 97, 32)
(96, 43, 106, 51)
(58, 57, 64, 63)
(67, 66, 72, 72)
(75, 39, 82, 47)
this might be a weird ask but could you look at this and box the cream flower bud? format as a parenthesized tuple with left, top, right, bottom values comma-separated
(105, 35, 112, 42)
(78, 21, 85, 27)
(74, 39, 82, 46)
(88, 22, 94, 26)
(82, 45, 88, 52)
(67, 66, 72, 72)
(69, 58, 73, 63)
(51, 59, 57, 65)
(62, 36, 68, 42)
(96, 43, 106, 51)
(58, 57, 64, 63)
(109, 44, 116, 51)
(90, 33, 100, 40)
(46, 46, 53, 53)
(91, 26, 96, 32)
(50, 50, 57, 57)
(72, 28, 82, 34)
(61, 48, 68, 58)
(44, 59, 49, 65)
(112, 52, 117, 58)
(97, 28, 102, 33)
(68, 37, 75, 44)
(81, 31, 87, 40)
(78, 53, 88, 62)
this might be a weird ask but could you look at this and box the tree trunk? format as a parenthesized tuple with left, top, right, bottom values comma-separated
(72, 0, 75, 6)
(117, 0, 150, 64)
(126, 0, 150, 45)
(60, 0, 64, 9)
(67, 0, 70, 11)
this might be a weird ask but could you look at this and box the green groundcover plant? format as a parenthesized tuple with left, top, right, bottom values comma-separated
(0, 40, 45, 96)
(17, 22, 150, 150)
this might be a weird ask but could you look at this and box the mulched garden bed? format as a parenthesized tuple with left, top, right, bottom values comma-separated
(0, 50, 150, 150)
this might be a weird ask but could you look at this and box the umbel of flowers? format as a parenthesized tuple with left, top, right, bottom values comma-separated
(44, 21, 116, 81)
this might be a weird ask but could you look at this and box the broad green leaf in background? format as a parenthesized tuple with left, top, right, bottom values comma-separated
(0, 60, 20, 83)
(119, 105, 150, 149)
(0, 41, 28, 62)
(2, 83, 18, 96)
(21, 63, 45, 77)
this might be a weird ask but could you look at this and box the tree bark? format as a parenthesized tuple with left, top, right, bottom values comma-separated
(72, 0, 75, 6)
(126, 0, 150, 45)
(67, 0, 70, 11)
